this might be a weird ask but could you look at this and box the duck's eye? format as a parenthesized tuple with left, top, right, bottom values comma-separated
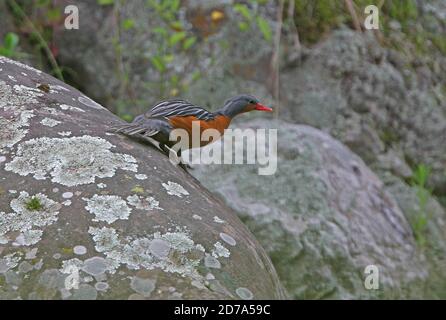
(249, 100, 256, 104)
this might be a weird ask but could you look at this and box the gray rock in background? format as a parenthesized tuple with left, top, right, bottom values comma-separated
(281, 28, 446, 193)
(0, 57, 287, 300)
(0, 1, 15, 40)
(52, 0, 275, 115)
(192, 118, 446, 299)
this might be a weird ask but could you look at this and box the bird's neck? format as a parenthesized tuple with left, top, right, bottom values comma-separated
(214, 105, 238, 118)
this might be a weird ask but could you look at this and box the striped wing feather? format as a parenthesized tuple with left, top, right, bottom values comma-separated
(147, 100, 215, 121)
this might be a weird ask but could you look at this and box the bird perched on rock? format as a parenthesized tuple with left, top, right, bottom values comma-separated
(113, 94, 272, 165)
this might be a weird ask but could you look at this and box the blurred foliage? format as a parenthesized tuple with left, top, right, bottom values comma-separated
(233, 2, 272, 41)
(0, 32, 21, 57)
(409, 164, 433, 247)
(288, 0, 445, 55)
(5, 0, 66, 80)
(1, 0, 444, 120)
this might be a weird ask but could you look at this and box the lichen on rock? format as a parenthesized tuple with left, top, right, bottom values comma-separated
(127, 194, 163, 211)
(5, 136, 138, 186)
(0, 191, 61, 246)
(162, 181, 189, 197)
(87, 226, 209, 281)
(83, 194, 132, 224)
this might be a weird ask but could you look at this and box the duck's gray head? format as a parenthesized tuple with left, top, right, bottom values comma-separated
(220, 94, 272, 118)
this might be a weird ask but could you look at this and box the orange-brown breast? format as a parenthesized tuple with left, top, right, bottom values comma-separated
(168, 115, 231, 148)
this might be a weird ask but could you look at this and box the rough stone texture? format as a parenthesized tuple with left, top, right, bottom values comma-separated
(192, 118, 446, 299)
(281, 28, 446, 193)
(0, 57, 287, 300)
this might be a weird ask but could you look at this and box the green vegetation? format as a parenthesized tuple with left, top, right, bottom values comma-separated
(409, 164, 432, 247)
(25, 196, 43, 211)
(285, 0, 445, 56)
(6, 0, 65, 81)
(2, 0, 443, 120)
(0, 32, 20, 57)
(233, 3, 272, 41)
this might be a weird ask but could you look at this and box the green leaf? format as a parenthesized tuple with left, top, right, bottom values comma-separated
(46, 8, 61, 22)
(256, 16, 272, 41)
(170, 75, 179, 85)
(150, 55, 166, 73)
(97, 0, 115, 5)
(163, 54, 174, 63)
(121, 114, 133, 122)
(36, 0, 50, 7)
(170, 21, 184, 31)
(0, 47, 11, 57)
(122, 19, 135, 30)
(170, 0, 180, 11)
(4, 33, 19, 50)
(412, 164, 431, 188)
(234, 4, 252, 21)
(152, 27, 168, 36)
(169, 31, 186, 46)
(238, 21, 249, 31)
(191, 70, 201, 82)
(183, 36, 196, 50)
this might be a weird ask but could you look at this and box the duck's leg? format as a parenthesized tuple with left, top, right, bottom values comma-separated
(159, 144, 190, 172)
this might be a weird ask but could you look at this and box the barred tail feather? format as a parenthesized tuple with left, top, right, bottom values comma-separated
(111, 123, 159, 137)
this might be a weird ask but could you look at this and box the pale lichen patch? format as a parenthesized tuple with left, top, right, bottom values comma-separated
(126, 194, 163, 211)
(88, 226, 210, 281)
(0, 56, 42, 74)
(57, 131, 72, 137)
(59, 104, 85, 113)
(236, 287, 253, 300)
(0, 109, 34, 151)
(0, 253, 22, 273)
(219, 232, 237, 247)
(62, 200, 72, 206)
(62, 192, 73, 199)
(82, 257, 110, 276)
(48, 84, 69, 93)
(25, 248, 38, 260)
(135, 174, 147, 180)
(211, 242, 230, 258)
(204, 255, 221, 269)
(162, 181, 189, 198)
(13, 84, 44, 100)
(95, 282, 109, 291)
(40, 117, 61, 127)
(0, 191, 61, 246)
(14, 230, 43, 246)
(130, 277, 156, 297)
(4, 136, 138, 186)
(73, 245, 87, 255)
(0, 80, 41, 112)
(213, 216, 225, 224)
(83, 194, 131, 224)
(78, 96, 104, 110)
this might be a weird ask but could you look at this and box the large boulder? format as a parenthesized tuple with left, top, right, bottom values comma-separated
(0, 57, 287, 300)
(192, 117, 446, 299)
(281, 28, 446, 193)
